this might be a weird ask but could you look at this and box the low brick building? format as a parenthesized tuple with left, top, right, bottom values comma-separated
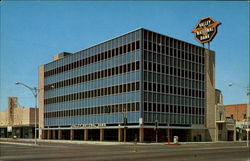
(225, 104, 249, 140)
(225, 104, 248, 121)
(215, 89, 236, 141)
(0, 97, 38, 138)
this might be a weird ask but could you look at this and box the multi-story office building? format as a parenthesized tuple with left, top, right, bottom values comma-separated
(39, 28, 215, 142)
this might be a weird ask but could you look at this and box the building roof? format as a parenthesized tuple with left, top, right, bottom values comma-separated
(225, 104, 248, 107)
(43, 27, 214, 66)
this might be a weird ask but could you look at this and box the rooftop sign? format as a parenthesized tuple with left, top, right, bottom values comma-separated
(192, 16, 221, 44)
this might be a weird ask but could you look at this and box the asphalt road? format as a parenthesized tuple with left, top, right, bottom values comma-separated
(0, 141, 249, 161)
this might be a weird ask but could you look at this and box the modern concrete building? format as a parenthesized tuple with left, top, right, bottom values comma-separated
(38, 28, 216, 142)
(0, 97, 38, 138)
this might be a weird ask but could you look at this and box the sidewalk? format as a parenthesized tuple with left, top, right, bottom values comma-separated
(0, 138, 247, 146)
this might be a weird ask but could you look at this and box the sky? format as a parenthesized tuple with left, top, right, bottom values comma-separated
(0, 1, 249, 111)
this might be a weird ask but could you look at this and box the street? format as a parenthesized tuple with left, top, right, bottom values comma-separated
(0, 141, 249, 161)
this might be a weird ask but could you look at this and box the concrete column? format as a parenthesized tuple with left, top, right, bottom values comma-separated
(40, 130, 45, 139)
(84, 129, 88, 141)
(100, 129, 104, 141)
(52, 130, 56, 140)
(118, 128, 123, 142)
(39, 129, 42, 139)
(43, 130, 46, 139)
(47, 130, 51, 139)
(58, 129, 62, 140)
(233, 125, 236, 141)
(139, 128, 144, 143)
(215, 124, 218, 142)
(70, 129, 74, 140)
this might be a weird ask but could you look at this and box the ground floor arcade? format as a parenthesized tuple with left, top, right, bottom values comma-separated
(39, 126, 208, 143)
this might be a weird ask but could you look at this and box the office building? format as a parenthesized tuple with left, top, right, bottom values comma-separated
(39, 28, 216, 142)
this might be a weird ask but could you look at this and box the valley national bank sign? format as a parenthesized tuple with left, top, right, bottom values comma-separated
(71, 123, 107, 128)
(192, 16, 221, 44)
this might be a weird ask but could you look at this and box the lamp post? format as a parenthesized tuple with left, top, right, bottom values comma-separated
(123, 107, 127, 144)
(228, 82, 250, 147)
(155, 120, 158, 143)
(15, 82, 39, 145)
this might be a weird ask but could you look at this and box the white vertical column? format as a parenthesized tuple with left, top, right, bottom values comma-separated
(100, 129, 104, 141)
(84, 129, 88, 141)
(139, 128, 144, 143)
(70, 129, 74, 140)
(118, 128, 123, 142)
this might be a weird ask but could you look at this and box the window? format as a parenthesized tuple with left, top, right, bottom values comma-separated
(219, 112, 222, 121)
(218, 124, 223, 130)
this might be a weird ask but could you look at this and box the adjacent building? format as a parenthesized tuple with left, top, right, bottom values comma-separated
(225, 104, 249, 140)
(39, 28, 216, 142)
(0, 97, 38, 138)
(225, 104, 248, 121)
(215, 89, 236, 141)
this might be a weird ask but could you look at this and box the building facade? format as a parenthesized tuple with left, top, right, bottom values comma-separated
(225, 104, 248, 121)
(215, 89, 236, 141)
(39, 28, 216, 142)
(0, 97, 38, 138)
(225, 104, 250, 140)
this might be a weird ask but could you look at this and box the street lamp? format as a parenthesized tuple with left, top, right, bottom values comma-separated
(15, 82, 39, 144)
(155, 120, 158, 143)
(123, 107, 127, 144)
(228, 82, 250, 147)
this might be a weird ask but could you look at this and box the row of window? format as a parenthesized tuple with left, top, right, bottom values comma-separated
(44, 41, 140, 77)
(143, 29, 203, 54)
(144, 72, 204, 90)
(44, 82, 140, 105)
(143, 113, 204, 125)
(144, 51, 204, 73)
(143, 103, 205, 115)
(44, 102, 140, 118)
(144, 62, 205, 81)
(143, 41, 205, 64)
(143, 82, 205, 98)
(44, 30, 140, 72)
(44, 61, 139, 91)
(144, 93, 204, 107)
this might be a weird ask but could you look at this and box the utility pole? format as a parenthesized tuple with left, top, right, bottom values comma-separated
(167, 123, 170, 144)
(15, 82, 39, 145)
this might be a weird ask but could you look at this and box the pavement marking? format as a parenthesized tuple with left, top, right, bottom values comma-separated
(197, 146, 247, 150)
(161, 145, 247, 153)
(0, 141, 63, 148)
(0, 141, 77, 149)
(0, 141, 39, 146)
